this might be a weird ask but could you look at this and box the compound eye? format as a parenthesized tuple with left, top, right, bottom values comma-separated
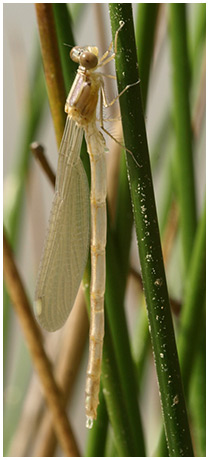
(80, 51, 98, 69)
(70, 46, 82, 63)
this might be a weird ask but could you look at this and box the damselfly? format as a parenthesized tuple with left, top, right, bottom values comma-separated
(34, 21, 136, 429)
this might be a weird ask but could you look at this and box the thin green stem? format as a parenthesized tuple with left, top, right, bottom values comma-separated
(169, 4, 197, 271)
(135, 3, 159, 109)
(105, 216, 145, 456)
(178, 201, 206, 393)
(109, 4, 194, 456)
(114, 2, 159, 289)
(132, 304, 150, 385)
(52, 4, 77, 92)
(189, 310, 206, 456)
(156, 201, 205, 456)
(189, 3, 206, 67)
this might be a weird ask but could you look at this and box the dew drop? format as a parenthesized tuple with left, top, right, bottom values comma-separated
(86, 416, 93, 429)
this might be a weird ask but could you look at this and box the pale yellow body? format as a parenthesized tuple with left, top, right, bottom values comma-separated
(65, 55, 107, 428)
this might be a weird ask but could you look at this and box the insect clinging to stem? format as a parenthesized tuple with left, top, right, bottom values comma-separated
(34, 20, 139, 429)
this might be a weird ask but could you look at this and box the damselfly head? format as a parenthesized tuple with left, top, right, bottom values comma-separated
(70, 46, 98, 70)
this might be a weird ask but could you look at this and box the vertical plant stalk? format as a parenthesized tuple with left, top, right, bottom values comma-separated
(170, 4, 197, 270)
(105, 217, 146, 456)
(136, 3, 159, 108)
(35, 3, 66, 146)
(178, 202, 206, 393)
(52, 3, 77, 91)
(109, 3, 194, 456)
(3, 230, 80, 457)
(113, 8, 160, 428)
(30, 142, 56, 186)
(114, 3, 159, 288)
(189, 310, 206, 457)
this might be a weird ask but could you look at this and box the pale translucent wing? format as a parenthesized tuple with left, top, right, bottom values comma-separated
(34, 118, 90, 332)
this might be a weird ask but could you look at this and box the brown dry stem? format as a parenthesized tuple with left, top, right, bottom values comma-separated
(3, 229, 80, 457)
(30, 142, 56, 186)
(35, 4, 66, 147)
(34, 289, 88, 457)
